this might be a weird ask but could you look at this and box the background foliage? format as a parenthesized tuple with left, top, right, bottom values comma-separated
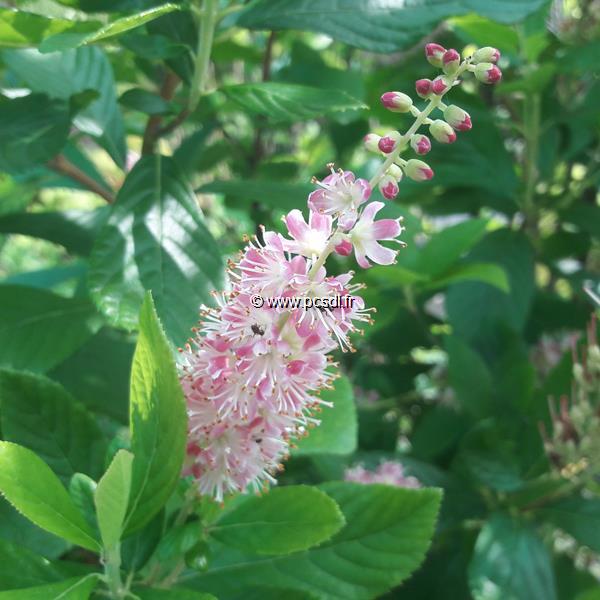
(0, 0, 599, 598)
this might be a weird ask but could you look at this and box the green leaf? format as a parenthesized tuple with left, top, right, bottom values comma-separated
(3, 263, 87, 292)
(124, 293, 187, 534)
(133, 589, 216, 600)
(293, 376, 357, 456)
(0, 285, 99, 373)
(3, 47, 126, 167)
(39, 4, 180, 53)
(0, 574, 99, 599)
(69, 473, 98, 534)
(469, 513, 557, 600)
(220, 83, 366, 123)
(0, 208, 109, 256)
(236, 0, 546, 53)
(95, 450, 134, 550)
(0, 370, 107, 484)
(417, 219, 489, 278)
(119, 88, 174, 115)
(427, 262, 510, 293)
(187, 483, 442, 599)
(0, 94, 71, 172)
(0, 442, 100, 551)
(211, 486, 345, 555)
(89, 155, 223, 344)
(536, 497, 600, 553)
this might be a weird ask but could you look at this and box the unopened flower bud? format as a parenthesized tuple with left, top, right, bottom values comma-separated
(415, 78, 432, 98)
(387, 163, 403, 181)
(443, 105, 472, 131)
(442, 49, 460, 74)
(410, 134, 431, 155)
(380, 91, 413, 113)
(429, 119, 456, 144)
(425, 43, 446, 68)
(378, 175, 400, 200)
(472, 46, 501, 64)
(364, 133, 381, 153)
(405, 159, 434, 182)
(431, 76, 449, 95)
(334, 238, 353, 256)
(474, 62, 502, 84)
(378, 131, 402, 154)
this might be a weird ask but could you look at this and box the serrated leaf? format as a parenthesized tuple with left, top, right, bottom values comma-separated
(89, 155, 223, 344)
(0, 285, 99, 373)
(3, 47, 126, 166)
(186, 483, 442, 600)
(426, 262, 510, 293)
(119, 88, 174, 115)
(0, 574, 99, 599)
(293, 375, 357, 456)
(221, 83, 366, 123)
(0, 94, 71, 173)
(211, 486, 345, 555)
(0, 442, 100, 551)
(124, 294, 187, 535)
(95, 450, 134, 549)
(0, 370, 107, 484)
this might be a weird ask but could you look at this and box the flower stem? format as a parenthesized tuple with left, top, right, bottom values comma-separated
(104, 544, 125, 599)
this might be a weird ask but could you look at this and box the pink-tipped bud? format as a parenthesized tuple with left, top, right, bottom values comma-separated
(410, 134, 431, 155)
(429, 119, 456, 144)
(378, 175, 400, 200)
(364, 133, 381, 153)
(472, 46, 501, 64)
(431, 76, 449, 95)
(474, 62, 502, 84)
(334, 238, 353, 256)
(380, 91, 413, 113)
(425, 43, 446, 68)
(387, 163, 403, 181)
(405, 159, 434, 182)
(442, 49, 460, 74)
(415, 78, 432, 98)
(378, 131, 402, 154)
(443, 105, 472, 132)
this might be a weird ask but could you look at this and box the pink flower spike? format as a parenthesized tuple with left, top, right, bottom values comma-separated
(334, 238, 352, 256)
(410, 134, 431, 155)
(415, 78, 432, 98)
(349, 201, 404, 268)
(431, 76, 448, 95)
(425, 42, 446, 67)
(378, 175, 399, 200)
(380, 91, 413, 113)
(378, 131, 401, 154)
(283, 209, 332, 258)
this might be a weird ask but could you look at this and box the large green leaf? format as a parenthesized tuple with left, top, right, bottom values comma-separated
(0, 370, 107, 484)
(0, 442, 100, 551)
(3, 47, 126, 166)
(211, 486, 345, 555)
(89, 155, 223, 344)
(469, 513, 557, 600)
(426, 262, 510, 293)
(0, 575, 99, 599)
(133, 589, 216, 600)
(186, 483, 442, 599)
(0, 208, 109, 256)
(0, 94, 71, 172)
(0, 285, 99, 373)
(95, 450, 134, 550)
(124, 294, 187, 534)
(293, 375, 357, 456)
(221, 83, 366, 123)
(236, 0, 547, 53)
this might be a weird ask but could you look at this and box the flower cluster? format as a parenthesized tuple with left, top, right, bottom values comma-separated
(540, 316, 600, 485)
(365, 43, 502, 199)
(345, 461, 421, 488)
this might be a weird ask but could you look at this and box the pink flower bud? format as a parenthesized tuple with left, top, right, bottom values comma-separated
(387, 163, 403, 181)
(429, 119, 456, 144)
(378, 175, 399, 200)
(380, 91, 413, 113)
(334, 238, 353, 256)
(431, 76, 449, 95)
(415, 78, 432, 98)
(442, 49, 460, 74)
(364, 133, 381, 153)
(378, 131, 402, 154)
(443, 105, 472, 131)
(410, 134, 431, 155)
(425, 43, 446, 68)
(472, 46, 501, 64)
(405, 159, 434, 182)
(474, 62, 502, 84)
